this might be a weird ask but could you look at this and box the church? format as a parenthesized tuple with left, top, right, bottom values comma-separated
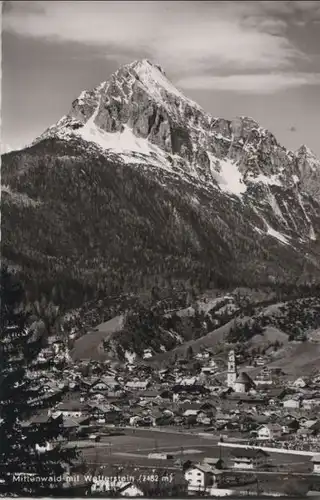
(227, 350, 255, 393)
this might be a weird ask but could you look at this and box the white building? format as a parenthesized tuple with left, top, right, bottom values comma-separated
(142, 348, 153, 360)
(178, 376, 198, 386)
(35, 441, 53, 453)
(125, 380, 149, 390)
(283, 398, 301, 409)
(311, 455, 320, 474)
(52, 402, 88, 419)
(195, 351, 210, 360)
(257, 424, 282, 440)
(254, 367, 273, 386)
(184, 464, 221, 493)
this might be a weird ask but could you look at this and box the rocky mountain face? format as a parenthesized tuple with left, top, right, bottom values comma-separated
(2, 59, 320, 309)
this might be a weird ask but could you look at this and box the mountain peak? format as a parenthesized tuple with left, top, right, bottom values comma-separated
(128, 59, 166, 76)
(296, 144, 316, 157)
(112, 58, 200, 109)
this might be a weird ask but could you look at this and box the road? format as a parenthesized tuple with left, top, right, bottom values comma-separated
(223, 469, 315, 477)
(219, 441, 318, 457)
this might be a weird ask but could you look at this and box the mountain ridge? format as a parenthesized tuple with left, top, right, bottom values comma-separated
(2, 59, 320, 312)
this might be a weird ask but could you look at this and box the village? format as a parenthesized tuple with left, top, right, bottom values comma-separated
(23, 335, 320, 498)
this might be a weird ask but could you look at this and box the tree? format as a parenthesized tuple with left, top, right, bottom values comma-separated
(186, 345, 194, 360)
(0, 266, 78, 496)
(33, 295, 62, 342)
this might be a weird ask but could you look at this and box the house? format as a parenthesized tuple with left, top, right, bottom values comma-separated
(118, 483, 144, 497)
(231, 449, 269, 470)
(201, 366, 217, 375)
(283, 398, 301, 409)
(142, 348, 153, 360)
(180, 402, 201, 415)
(184, 463, 221, 493)
(35, 441, 53, 454)
(266, 388, 287, 400)
(51, 401, 90, 419)
(177, 377, 199, 386)
(216, 412, 233, 425)
(172, 384, 209, 396)
(62, 415, 90, 431)
(196, 413, 212, 426)
(282, 416, 299, 432)
(254, 366, 272, 386)
(147, 452, 174, 460)
(300, 419, 319, 430)
(292, 377, 307, 389)
(195, 351, 210, 361)
(255, 356, 265, 366)
(302, 398, 320, 410)
(257, 424, 283, 440)
(234, 372, 255, 393)
(88, 404, 113, 423)
(138, 390, 159, 400)
(309, 330, 320, 343)
(298, 420, 320, 436)
(89, 381, 109, 393)
(91, 478, 143, 496)
(27, 413, 54, 427)
(203, 457, 224, 469)
(311, 455, 320, 474)
(129, 415, 155, 427)
(125, 380, 150, 391)
(183, 409, 199, 417)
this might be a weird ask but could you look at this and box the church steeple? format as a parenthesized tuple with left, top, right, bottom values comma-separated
(227, 349, 237, 389)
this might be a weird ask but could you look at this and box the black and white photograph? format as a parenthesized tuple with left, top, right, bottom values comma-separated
(1, 0, 320, 497)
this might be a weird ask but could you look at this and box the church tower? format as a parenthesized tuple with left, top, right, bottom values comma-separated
(227, 350, 237, 389)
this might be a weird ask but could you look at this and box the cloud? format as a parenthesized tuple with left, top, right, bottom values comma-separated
(3, 0, 308, 76)
(176, 72, 320, 94)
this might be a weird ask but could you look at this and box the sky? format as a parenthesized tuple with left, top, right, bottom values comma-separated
(2, 0, 320, 156)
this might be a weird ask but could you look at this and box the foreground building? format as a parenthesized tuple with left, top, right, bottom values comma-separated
(231, 449, 269, 470)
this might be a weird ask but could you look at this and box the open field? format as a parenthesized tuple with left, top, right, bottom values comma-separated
(75, 428, 314, 474)
(71, 315, 124, 361)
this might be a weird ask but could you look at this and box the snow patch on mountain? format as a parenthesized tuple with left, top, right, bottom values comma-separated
(247, 173, 283, 187)
(218, 159, 246, 196)
(295, 193, 317, 241)
(292, 174, 300, 184)
(208, 153, 246, 197)
(309, 225, 317, 241)
(252, 206, 291, 246)
(265, 223, 291, 246)
(297, 192, 311, 224)
(282, 200, 299, 231)
(79, 122, 164, 158)
(266, 191, 288, 225)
